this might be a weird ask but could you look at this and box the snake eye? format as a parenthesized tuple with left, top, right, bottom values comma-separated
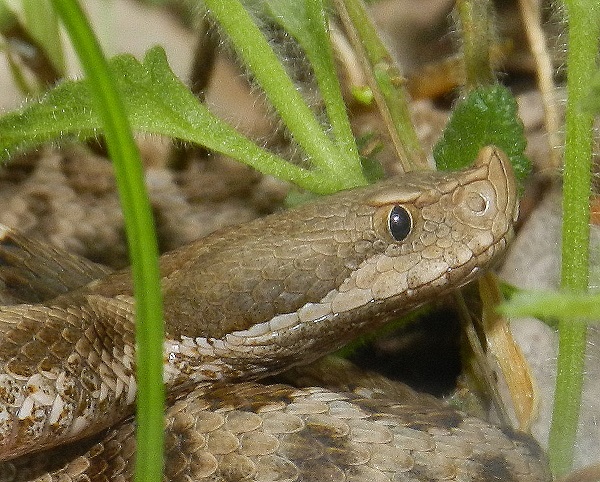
(388, 205, 412, 241)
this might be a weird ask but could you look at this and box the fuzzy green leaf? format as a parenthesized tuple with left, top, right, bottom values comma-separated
(0, 46, 344, 193)
(205, 0, 366, 190)
(264, 0, 359, 161)
(23, 0, 65, 74)
(433, 85, 530, 185)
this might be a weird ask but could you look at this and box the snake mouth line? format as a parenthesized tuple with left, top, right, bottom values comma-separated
(182, 229, 512, 359)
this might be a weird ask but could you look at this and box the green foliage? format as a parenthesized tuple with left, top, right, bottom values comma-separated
(50, 2, 165, 482)
(22, 0, 65, 74)
(581, 69, 600, 113)
(500, 290, 600, 323)
(263, 0, 359, 160)
(334, 0, 426, 170)
(4, 0, 592, 479)
(433, 85, 530, 186)
(204, 0, 367, 190)
(0, 46, 351, 194)
(546, 1, 599, 475)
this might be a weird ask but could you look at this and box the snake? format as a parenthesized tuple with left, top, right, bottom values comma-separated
(0, 146, 551, 481)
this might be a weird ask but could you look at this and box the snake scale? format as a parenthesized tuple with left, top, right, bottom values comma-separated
(0, 146, 550, 481)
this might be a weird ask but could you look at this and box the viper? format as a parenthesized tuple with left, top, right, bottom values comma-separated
(0, 146, 550, 481)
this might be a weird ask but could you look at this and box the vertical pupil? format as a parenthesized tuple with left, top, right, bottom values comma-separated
(389, 205, 411, 241)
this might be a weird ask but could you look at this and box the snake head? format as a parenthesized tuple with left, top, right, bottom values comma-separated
(359, 145, 518, 303)
(165, 146, 519, 379)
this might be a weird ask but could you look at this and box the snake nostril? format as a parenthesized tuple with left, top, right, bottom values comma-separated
(466, 192, 488, 215)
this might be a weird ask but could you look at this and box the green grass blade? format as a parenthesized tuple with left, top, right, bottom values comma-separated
(549, 0, 600, 475)
(205, 0, 367, 188)
(264, 0, 359, 163)
(333, 0, 426, 171)
(49, 1, 164, 481)
(23, 0, 65, 75)
(500, 290, 600, 322)
(0, 46, 346, 194)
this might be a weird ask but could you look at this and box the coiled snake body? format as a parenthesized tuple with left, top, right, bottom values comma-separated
(0, 147, 550, 481)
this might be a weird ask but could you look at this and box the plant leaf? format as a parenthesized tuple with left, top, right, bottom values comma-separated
(264, 0, 359, 161)
(433, 85, 530, 186)
(0, 46, 342, 193)
(23, 0, 65, 75)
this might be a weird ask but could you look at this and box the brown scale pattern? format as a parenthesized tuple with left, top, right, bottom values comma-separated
(0, 148, 551, 480)
(7, 381, 549, 482)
